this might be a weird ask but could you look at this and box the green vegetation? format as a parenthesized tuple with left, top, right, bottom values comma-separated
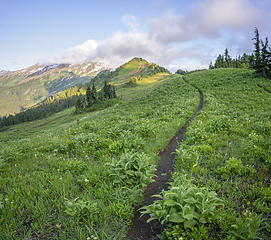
(0, 89, 84, 128)
(210, 28, 271, 79)
(252, 28, 271, 78)
(0, 64, 95, 116)
(1, 51, 270, 239)
(0, 74, 199, 239)
(142, 175, 224, 228)
(209, 48, 254, 69)
(0, 58, 169, 128)
(144, 68, 270, 239)
(75, 82, 117, 113)
(91, 57, 170, 87)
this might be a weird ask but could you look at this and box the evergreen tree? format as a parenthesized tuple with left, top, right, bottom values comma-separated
(209, 61, 214, 69)
(86, 86, 91, 104)
(91, 84, 97, 103)
(102, 81, 114, 99)
(224, 48, 231, 65)
(267, 47, 271, 77)
(253, 27, 262, 75)
(261, 37, 270, 78)
(112, 86, 117, 98)
(75, 98, 83, 113)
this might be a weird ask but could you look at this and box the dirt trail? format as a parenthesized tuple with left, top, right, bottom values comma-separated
(126, 80, 203, 240)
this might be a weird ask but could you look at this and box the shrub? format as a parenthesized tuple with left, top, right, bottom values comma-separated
(216, 157, 256, 176)
(229, 212, 264, 240)
(64, 198, 98, 218)
(107, 152, 156, 188)
(141, 175, 223, 229)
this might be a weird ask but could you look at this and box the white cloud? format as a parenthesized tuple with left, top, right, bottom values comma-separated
(49, 31, 182, 69)
(48, 40, 98, 64)
(150, 0, 270, 43)
(48, 0, 271, 71)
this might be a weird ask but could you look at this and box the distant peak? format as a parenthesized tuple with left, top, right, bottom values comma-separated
(129, 57, 148, 63)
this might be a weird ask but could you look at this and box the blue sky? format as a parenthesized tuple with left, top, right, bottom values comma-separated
(1, 0, 271, 71)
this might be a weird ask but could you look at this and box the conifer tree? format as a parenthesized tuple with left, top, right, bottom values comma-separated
(86, 86, 91, 104)
(75, 98, 82, 113)
(112, 86, 116, 98)
(91, 84, 97, 103)
(224, 48, 231, 64)
(209, 61, 214, 69)
(253, 27, 262, 75)
(261, 37, 270, 78)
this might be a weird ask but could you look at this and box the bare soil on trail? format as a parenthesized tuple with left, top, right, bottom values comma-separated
(126, 83, 204, 240)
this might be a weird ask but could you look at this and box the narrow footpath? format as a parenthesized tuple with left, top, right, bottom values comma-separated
(127, 80, 204, 240)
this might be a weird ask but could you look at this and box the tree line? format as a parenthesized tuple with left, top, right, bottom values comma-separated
(209, 49, 254, 69)
(252, 27, 271, 78)
(0, 95, 81, 128)
(0, 81, 117, 128)
(209, 28, 271, 79)
(75, 81, 117, 113)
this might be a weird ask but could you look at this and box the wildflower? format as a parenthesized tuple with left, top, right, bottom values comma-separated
(85, 178, 89, 183)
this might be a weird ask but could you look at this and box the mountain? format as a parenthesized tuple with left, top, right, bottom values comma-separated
(0, 58, 170, 117)
(91, 57, 170, 87)
(0, 62, 107, 116)
(0, 70, 10, 76)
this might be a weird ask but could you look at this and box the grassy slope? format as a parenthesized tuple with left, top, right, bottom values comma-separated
(92, 58, 170, 87)
(0, 68, 93, 116)
(166, 68, 270, 239)
(0, 74, 199, 239)
(0, 58, 169, 117)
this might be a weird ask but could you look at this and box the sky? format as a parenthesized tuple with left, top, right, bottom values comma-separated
(1, 0, 271, 71)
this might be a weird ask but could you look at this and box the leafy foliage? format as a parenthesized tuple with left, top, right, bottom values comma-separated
(64, 198, 98, 218)
(229, 212, 264, 240)
(175, 69, 271, 239)
(0, 74, 199, 239)
(216, 157, 256, 177)
(108, 152, 156, 188)
(141, 175, 223, 229)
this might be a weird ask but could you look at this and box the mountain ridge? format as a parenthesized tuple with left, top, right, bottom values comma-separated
(0, 61, 109, 116)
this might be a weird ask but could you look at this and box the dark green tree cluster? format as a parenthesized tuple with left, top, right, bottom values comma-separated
(149, 64, 170, 74)
(252, 27, 271, 78)
(176, 69, 187, 75)
(75, 82, 116, 113)
(0, 95, 81, 128)
(209, 48, 254, 69)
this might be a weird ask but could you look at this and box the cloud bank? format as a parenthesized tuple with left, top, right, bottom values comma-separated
(48, 0, 271, 70)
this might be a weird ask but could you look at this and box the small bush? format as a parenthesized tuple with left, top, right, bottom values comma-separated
(216, 157, 256, 176)
(107, 152, 156, 188)
(141, 175, 223, 229)
(229, 212, 264, 240)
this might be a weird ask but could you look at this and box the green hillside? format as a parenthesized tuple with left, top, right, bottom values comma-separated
(0, 68, 270, 239)
(145, 68, 271, 240)
(0, 63, 102, 116)
(91, 57, 170, 87)
(0, 73, 200, 239)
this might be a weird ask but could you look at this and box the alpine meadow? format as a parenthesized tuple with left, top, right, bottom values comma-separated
(1, 1, 271, 240)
